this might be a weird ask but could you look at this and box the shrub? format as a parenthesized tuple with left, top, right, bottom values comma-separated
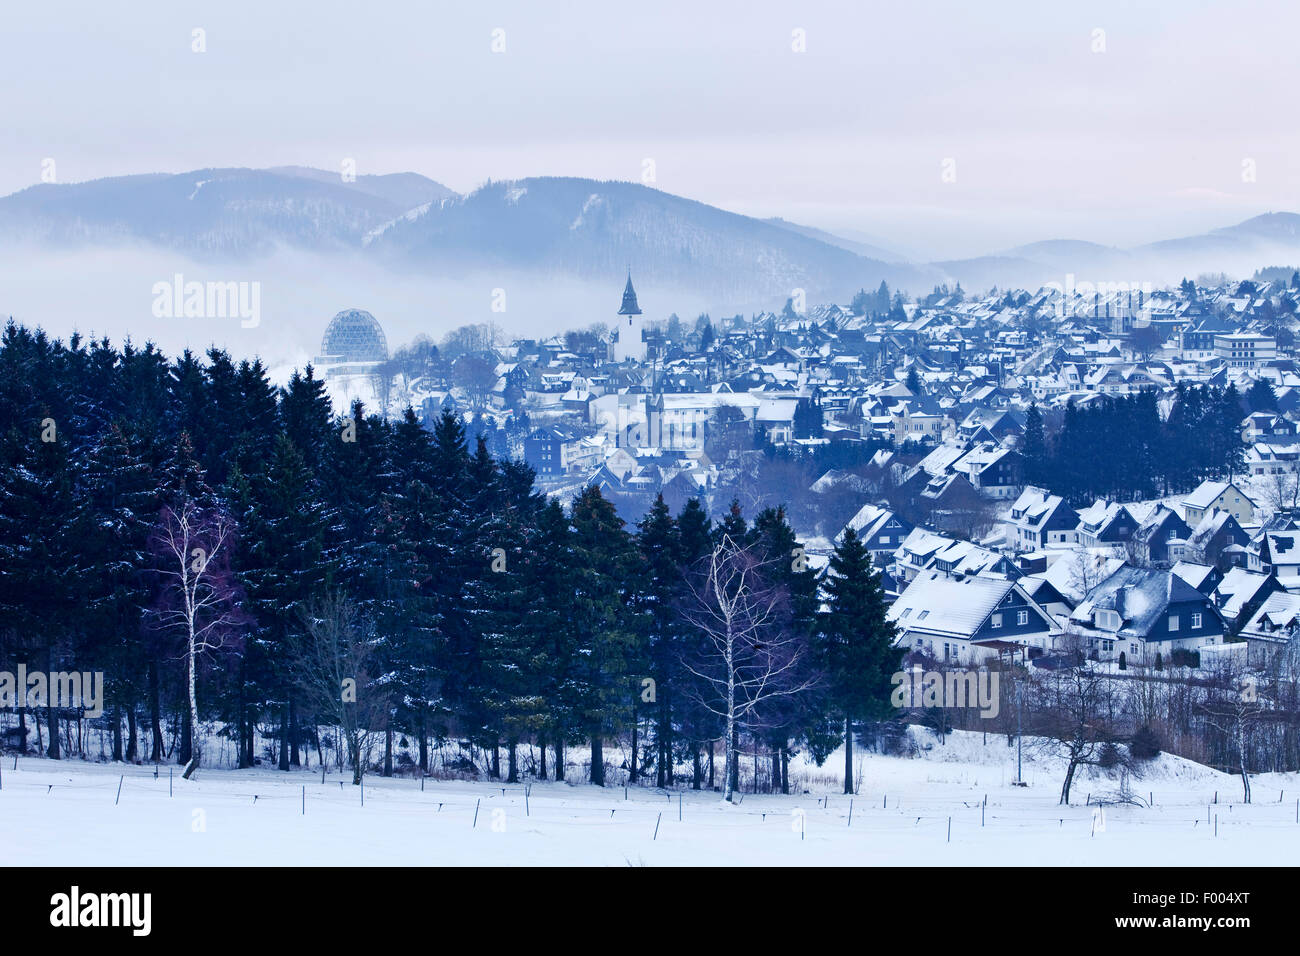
(1131, 725, 1162, 760)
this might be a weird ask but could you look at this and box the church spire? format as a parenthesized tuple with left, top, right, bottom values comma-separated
(618, 272, 642, 316)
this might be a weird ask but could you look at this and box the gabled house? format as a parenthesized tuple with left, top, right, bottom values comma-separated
(1186, 510, 1250, 570)
(1020, 577, 1074, 625)
(838, 504, 914, 567)
(1182, 479, 1256, 527)
(893, 528, 954, 583)
(889, 572, 1058, 665)
(1068, 566, 1225, 665)
(1210, 568, 1279, 636)
(1129, 505, 1191, 567)
(953, 444, 1024, 499)
(1005, 486, 1080, 552)
(928, 538, 1021, 580)
(1075, 499, 1138, 548)
(1171, 561, 1223, 595)
(889, 395, 954, 444)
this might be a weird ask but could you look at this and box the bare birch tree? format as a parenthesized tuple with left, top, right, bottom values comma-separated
(1202, 657, 1264, 803)
(150, 501, 242, 779)
(678, 534, 813, 802)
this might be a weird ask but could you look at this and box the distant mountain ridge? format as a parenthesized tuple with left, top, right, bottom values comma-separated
(365, 176, 923, 304)
(0, 167, 455, 256)
(1, 167, 1298, 309)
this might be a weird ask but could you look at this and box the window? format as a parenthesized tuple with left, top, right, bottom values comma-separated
(918, 610, 930, 620)
(1192, 613, 1202, 629)
(991, 613, 1003, 629)
(1168, 614, 1179, 632)
(1018, 610, 1029, 626)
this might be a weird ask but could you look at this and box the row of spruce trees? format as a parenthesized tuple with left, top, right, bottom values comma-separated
(0, 322, 898, 793)
(1020, 383, 1247, 504)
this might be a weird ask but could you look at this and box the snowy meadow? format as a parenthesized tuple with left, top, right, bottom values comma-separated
(4, 727, 1297, 867)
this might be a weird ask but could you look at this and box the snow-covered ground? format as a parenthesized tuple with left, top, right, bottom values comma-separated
(4, 728, 1297, 866)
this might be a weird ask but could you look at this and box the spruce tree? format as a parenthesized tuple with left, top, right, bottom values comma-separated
(819, 527, 899, 793)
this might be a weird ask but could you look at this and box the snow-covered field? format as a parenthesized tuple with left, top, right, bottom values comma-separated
(4, 728, 1298, 866)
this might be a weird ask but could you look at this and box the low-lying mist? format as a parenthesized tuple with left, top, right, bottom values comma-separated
(0, 243, 714, 384)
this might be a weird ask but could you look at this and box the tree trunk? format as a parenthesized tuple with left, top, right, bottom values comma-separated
(490, 740, 500, 780)
(1238, 721, 1251, 804)
(1060, 758, 1077, 805)
(538, 734, 548, 780)
(46, 703, 60, 760)
(182, 637, 200, 779)
(418, 714, 428, 772)
(554, 738, 564, 782)
(349, 729, 363, 786)
(278, 702, 290, 771)
(289, 699, 301, 767)
(724, 652, 737, 801)
(590, 727, 605, 786)
(843, 714, 854, 794)
(662, 689, 673, 787)
(728, 727, 740, 798)
(707, 740, 715, 789)
(383, 728, 393, 777)
(111, 705, 123, 762)
(630, 707, 639, 784)
(237, 658, 250, 768)
(507, 738, 518, 783)
(691, 744, 701, 790)
(148, 657, 163, 763)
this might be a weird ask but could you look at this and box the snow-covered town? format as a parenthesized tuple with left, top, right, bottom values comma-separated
(319, 270, 1300, 682)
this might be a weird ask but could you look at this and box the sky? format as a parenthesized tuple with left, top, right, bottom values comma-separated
(2, 0, 1298, 259)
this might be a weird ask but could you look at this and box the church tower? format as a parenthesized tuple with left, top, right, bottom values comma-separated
(613, 272, 647, 363)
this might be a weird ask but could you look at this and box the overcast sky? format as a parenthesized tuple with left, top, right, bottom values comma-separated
(3, 0, 1297, 259)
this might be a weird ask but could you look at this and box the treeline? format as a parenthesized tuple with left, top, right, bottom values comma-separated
(1021, 384, 1246, 504)
(0, 322, 897, 796)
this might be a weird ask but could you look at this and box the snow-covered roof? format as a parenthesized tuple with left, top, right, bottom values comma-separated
(890, 572, 1047, 640)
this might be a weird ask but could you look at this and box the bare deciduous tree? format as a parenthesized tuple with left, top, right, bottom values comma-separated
(1201, 658, 1264, 803)
(678, 535, 814, 802)
(287, 591, 391, 785)
(150, 501, 243, 779)
(1031, 656, 1126, 804)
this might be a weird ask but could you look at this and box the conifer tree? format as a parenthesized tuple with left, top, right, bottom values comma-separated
(819, 527, 898, 793)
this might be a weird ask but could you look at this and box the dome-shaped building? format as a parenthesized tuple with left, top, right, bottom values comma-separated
(316, 309, 388, 377)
